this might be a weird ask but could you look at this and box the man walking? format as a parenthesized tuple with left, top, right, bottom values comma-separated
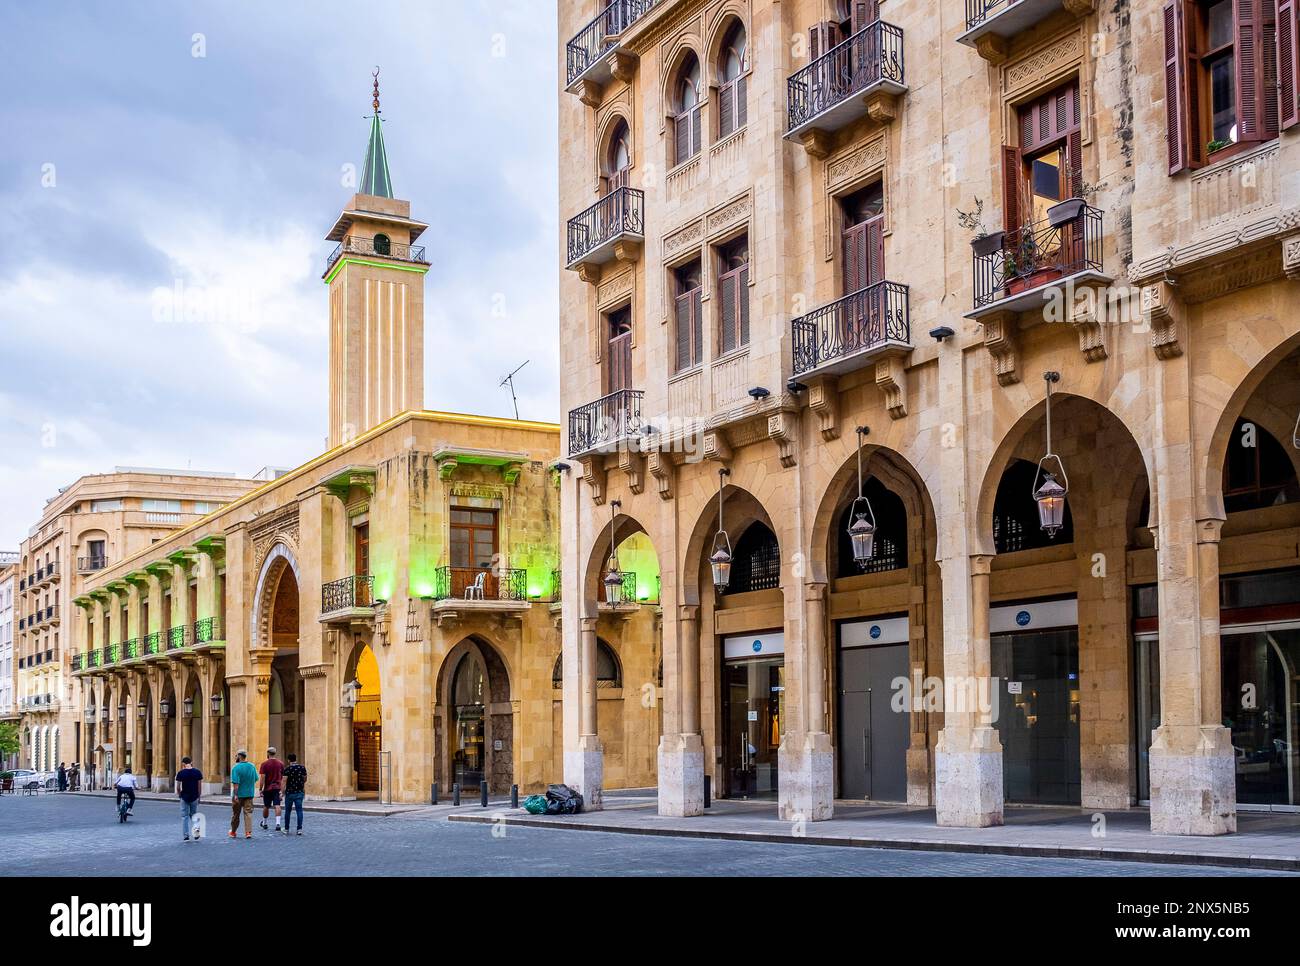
(282, 753, 307, 836)
(229, 750, 257, 840)
(175, 755, 204, 842)
(258, 747, 284, 832)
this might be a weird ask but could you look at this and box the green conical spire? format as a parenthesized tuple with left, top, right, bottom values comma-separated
(360, 69, 393, 198)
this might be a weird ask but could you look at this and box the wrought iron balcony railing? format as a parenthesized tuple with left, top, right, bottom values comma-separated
(601, 570, 639, 606)
(168, 623, 192, 650)
(322, 574, 375, 613)
(71, 652, 84, 671)
(103, 643, 120, 666)
(787, 20, 905, 134)
(144, 631, 162, 655)
(566, 0, 658, 85)
(567, 186, 644, 267)
(567, 388, 645, 456)
(433, 566, 528, 602)
(77, 555, 107, 573)
(44, 561, 58, 581)
(326, 235, 428, 272)
(971, 202, 1103, 310)
(123, 638, 140, 660)
(792, 281, 911, 376)
(550, 568, 562, 603)
(194, 616, 223, 644)
(87, 649, 101, 668)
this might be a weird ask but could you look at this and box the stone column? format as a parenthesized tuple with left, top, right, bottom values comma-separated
(565, 616, 604, 809)
(934, 554, 1004, 827)
(778, 583, 834, 822)
(658, 604, 704, 817)
(151, 691, 170, 792)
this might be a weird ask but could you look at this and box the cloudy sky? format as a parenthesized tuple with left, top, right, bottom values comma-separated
(0, 1, 559, 550)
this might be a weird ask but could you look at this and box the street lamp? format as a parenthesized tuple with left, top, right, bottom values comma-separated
(1033, 371, 1069, 538)
(210, 692, 223, 716)
(848, 426, 877, 569)
(710, 468, 733, 593)
(159, 698, 171, 717)
(117, 704, 126, 721)
(602, 500, 624, 605)
(136, 701, 146, 718)
(182, 696, 195, 718)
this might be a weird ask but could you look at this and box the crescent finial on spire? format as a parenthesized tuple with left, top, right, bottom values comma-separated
(372, 66, 381, 114)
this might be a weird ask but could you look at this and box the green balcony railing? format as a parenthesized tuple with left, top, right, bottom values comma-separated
(194, 616, 223, 644)
(168, 624, 191, 649)
(87, 649, 101, 668)
(71, 652, 84, 671)
(124, 638, 141, 660)
(144, 631, 162, 655)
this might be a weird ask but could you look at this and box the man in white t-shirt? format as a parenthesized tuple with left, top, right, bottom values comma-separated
(114, 768, 138, 813)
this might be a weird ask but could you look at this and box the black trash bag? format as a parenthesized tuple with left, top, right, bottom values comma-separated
(544, 783, 584, 814)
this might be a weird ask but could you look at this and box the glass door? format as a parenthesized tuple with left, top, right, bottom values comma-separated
(1222, 625, 1300, 806)
(723, 656, 784, 799)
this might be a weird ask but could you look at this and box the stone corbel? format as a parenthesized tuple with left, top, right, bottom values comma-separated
(578, 78, 602, 109)
(502, 461, 524, 487)
(980, 310, 1019, 386)
(1140, 281, 1185, 359)
(974, 33, 1009, 65)
(766, 411, 798, 468)
(1282, 233, 1300, 281)
(618, 447, 645, 495)
(371, 602, 391, 647)
(607, 50, 637, 84)
(1062, 0, 1097, 16)
(702, 429, 733, 464)
(580, 455, 607, 505)
(647, 450, 674, 501)
(875, 355, 908, 419)
(808, 377, 840, 440)
(1069, 284, 1108, 362)
(575, 262, 601, 285)
(864, 90, 898, 125)
(613, 238, 642, 263)
(800, 129, 832, 159)
(437, 457, 458, 481)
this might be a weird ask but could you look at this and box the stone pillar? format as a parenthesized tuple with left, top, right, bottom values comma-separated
(778, 583, 834, 822)
(659, 605, 704, 817)
(565, 616, 604, 809)
(934, 554, 1004, 827)
(150, 671, 170, 792)
(1149, 517, 1235, 834)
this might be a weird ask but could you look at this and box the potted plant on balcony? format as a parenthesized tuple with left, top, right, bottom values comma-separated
(1047, 197, 1086, 228)
(958, 199, 1005, 257)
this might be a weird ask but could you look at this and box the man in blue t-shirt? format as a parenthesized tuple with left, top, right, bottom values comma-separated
(175, 756, 204, 842)
(229, 750, 258, 839)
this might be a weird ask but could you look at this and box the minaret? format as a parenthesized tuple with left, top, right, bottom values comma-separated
(324, 69, 428, 448)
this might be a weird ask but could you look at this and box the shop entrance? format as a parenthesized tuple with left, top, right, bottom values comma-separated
(721, 632, 784, 800)
(837, 616, 909, 801)
(990, 599, 1081, 806)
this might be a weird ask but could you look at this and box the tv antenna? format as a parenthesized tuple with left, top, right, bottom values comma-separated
(500, 360, 529, 420)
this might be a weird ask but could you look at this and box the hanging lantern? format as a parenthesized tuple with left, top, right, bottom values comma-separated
(848, 426, 877, 568)
(117, 704, 126, 721)
(711, 468, 732, 593)
(159, 698, 171, 717)
(182, 696, 195, 717)
(210, 692, 223, 716)
(100, 707, 109, 722)
(1033, 371, 1069, 538)
(136, 701, 146, 718)
(84, 706, 95, 721)
(603, 499, 624, 605)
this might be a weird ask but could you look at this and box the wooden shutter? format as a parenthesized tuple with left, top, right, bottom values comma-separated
(720, 272, 737, 354)
(851, 0, 877, 34)
(719, 82, 733, 137)
(692, 288, 703, 364)
(675, 293, 692, 371)
(1282, 0, 1300, 127)
(674, 113, 690, 166)
(842, 221, 867, 295)
(865, 215, 885, 285)
(1233, 0, 1281, 142)
(1164, 0, 1202, 173)
(1001, 145, 1023, 232)
(737, 74, 748, 128)
(692, 106, 702, 156)
(608, 331, 631, 392)
(739, 264, 750, 346)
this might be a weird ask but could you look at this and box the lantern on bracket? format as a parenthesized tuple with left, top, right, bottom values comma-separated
(848, 426, 877, 568)
(159, 698, 171, 717)
(136, 701, 146, 718)
(182, 696, 195, 718)
(210, 692, 223, 716)
(709, 468, 733, 593)
(602, 499, 624, 605)
(117, 704, 126, 721)
(1033, 371, 1069, 538)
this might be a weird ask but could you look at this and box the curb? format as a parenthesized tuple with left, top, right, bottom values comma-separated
(60, 791, 422, 818)
(445, 813, 1300, 872)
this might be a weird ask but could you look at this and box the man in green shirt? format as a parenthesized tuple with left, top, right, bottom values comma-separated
(229, 750, 258, 839)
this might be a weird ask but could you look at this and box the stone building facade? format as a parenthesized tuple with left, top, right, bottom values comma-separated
(556, 0, 1300, 834)
(67, 96, 663, 801)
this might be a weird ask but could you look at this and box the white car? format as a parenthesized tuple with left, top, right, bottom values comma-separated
(7, 769, 55, 789)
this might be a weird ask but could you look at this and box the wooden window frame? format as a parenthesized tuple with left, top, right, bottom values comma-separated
(672, 259, 704, 372)
(716, 235, 750, 356)
(449, 509, 500, 570)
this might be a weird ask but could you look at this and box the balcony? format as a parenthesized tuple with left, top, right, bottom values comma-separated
(958, 0, 1095, 63)
(71, 652, 84, 672)
(968, 202, 1106, 316)
(566, 186, 644, 277)
(194, 616, 224, 645)
(167, 623, 192, 650)
(43, 561, 59, 583)
(143, 631, 163, 657)
(45, 606, 57, 625)
(792, 281, 911, 377)
(325, 234, 428, 273)
(77, 555, 107, 574)
(319, 574, 376, 625)
(598, 570, 640, 611)
(123, 638, 141, 661)
(433, 566, 528, 603)
(102, 643, 120, 666)
(565, 0, 658, 93)
(786, 20, 907, 147)
(87, 649, 101, 668)
(568, 388, 645, 457)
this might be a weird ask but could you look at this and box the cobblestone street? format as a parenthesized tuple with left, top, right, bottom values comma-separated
(0, 794, 1289, 877)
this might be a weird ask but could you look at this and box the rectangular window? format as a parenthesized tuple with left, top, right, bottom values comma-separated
(717, 236, 750, 355)
(605, 305, 633, 393)
(142, 499, 182, 512)
(90, 499, 123, 512)
(672, 258, 704, 372)
(450, 509, 498, 569)
(354, 523, 370, 577)
(192, 501, 222, 514)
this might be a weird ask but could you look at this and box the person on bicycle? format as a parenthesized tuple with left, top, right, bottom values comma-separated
(114, 768, 138, 815)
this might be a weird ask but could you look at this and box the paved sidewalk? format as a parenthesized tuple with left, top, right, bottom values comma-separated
(67, 788, 432, 817)
(448, 795, 1300, 871)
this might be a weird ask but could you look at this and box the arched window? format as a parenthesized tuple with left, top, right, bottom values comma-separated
(993, 458, 1074, 553)
(452, 653, 485, 707)
(836, 477, 908, 576)
(717, 22, 748, 138)
(552, 640, 622, 688)
(673, 53, 703, 166)
(1223, 419, 1300, 512)
(729, 522, 780, 593)
(372, 233, 391, 256)
(606, 120, 631, 193)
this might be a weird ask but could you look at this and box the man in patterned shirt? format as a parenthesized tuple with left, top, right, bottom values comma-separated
(282, 753, 308, 836)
